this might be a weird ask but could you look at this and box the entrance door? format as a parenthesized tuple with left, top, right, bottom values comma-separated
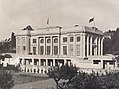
(103, 61, 107, 69)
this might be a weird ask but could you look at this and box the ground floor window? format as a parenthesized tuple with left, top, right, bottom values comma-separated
(40, 46, 44, 55)
(63, 46, 67, 55)
(76, 45, 80, 56)
(54, 46, 58, 55)
(93, 60, 101, 64)
(70, 45, 73, 55)
(47, 46, 51, 55)
(33, 47, 36, 55)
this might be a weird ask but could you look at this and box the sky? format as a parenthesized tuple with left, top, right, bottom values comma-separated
(0, 0, 119, 40)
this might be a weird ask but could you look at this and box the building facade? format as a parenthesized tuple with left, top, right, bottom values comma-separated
(16, 25, 117, 74)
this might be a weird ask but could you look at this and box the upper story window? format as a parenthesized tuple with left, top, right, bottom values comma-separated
(77, 36, 80, 42)
(40, 46, 44, 55)
(63, 37, 67, 43)
(40, 39, 44, 43)
(54, 38, 58, 43)
(22, 37, 25, 44)
(33, 47, 36, 55)
(17, 37, 20, 44)
(70, 37, 74, 42)
(76, 45, 80, 56)
(47, 39, 51, 43)
(33, 39, 36, 43)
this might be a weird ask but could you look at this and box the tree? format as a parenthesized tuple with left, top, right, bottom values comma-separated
(47, 66, 63, 89)
(0, 68, 14, 89)
(60, 63, 78, 84)
(103, 38, 111, 54)
(47, 63, 78, 89)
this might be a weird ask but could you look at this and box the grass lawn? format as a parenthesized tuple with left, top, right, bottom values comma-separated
(12, 72, 56, 89)
(12, 72, 49, 85)
(2, 67, 56, 89)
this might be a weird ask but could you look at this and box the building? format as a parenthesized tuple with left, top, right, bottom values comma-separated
(15, 25, 117, 74)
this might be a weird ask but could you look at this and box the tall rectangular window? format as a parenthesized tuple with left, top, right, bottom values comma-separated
(23, 46, 26, 50)
(63, 46, 67, 55)
(40, 46, 44, 55)
(54, 46, 58, 55)
(22, 37, 25, 44)
(63, 37, 67, 43)
(47, 46, 51, 55)
(77, 36, 80, 42)
(76, 45, 80, 56)
(70, 37, 74, 42)
(70, 45, 73, 55)
(33, 47, 36, 55)
(17, 37, 20, 44)
(33, 39, 36, 43)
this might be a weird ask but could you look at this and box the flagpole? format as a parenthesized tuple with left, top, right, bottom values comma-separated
(46, 17, 49, 31)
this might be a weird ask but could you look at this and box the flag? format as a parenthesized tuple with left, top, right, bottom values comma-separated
(89, 17, 94, 23)
(47, 18, 49, 25)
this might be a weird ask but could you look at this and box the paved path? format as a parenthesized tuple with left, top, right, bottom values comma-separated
(13, 79, 56, 89)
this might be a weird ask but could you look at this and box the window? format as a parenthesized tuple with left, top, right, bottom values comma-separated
(34, 59, 39, 65)
(76, 45, 80, 56)
(47, 39, 51, 43)
(40, 39, 44, 43)
(19, 58, 22, 64)
(33, 39, 36, 43)
(63, 46, 67, 55)
(41, 59, 45, 66)
(70, 45, 73, 55)
(54, 46, 58, 55)
(63, 37, 67, 43)
(22, 37, 25, 44)
(47, 46, 51, 55)
(54, 38, 58, 43)
(93, 60, 101, 64)
(77, 36, 80, 42)
(70, 37, 74, 42)
(33, 47, 36, 55)
(17, 37, 20, 44)
(23, 46, 26, 50)
(109, 61, 114, 65)
(40, 46, 44, 55)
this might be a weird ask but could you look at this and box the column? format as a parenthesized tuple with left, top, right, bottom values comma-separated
(64, 59, 67, 65)
(32, 59, 34, 65)
(51, 36, 53, 55)
(90, 36, 92, 56)
(58, 36, 60, 55)
(39, 59, 41, 66)
(87, 35, 89, 57)
(98, 37, 101, 56)
(100, 60, 103, 69)
(81, 33, 85, 57)
(94, 37, 98, 56)
(37, 37, 39, 55)
(53, 59, 55, 66)
(74, 35, 76, 56)
(43, 37, 46, 55)
(67, 34, 70, 56)
(22, 59, 25, 65)
(101, 37, 104, 56)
